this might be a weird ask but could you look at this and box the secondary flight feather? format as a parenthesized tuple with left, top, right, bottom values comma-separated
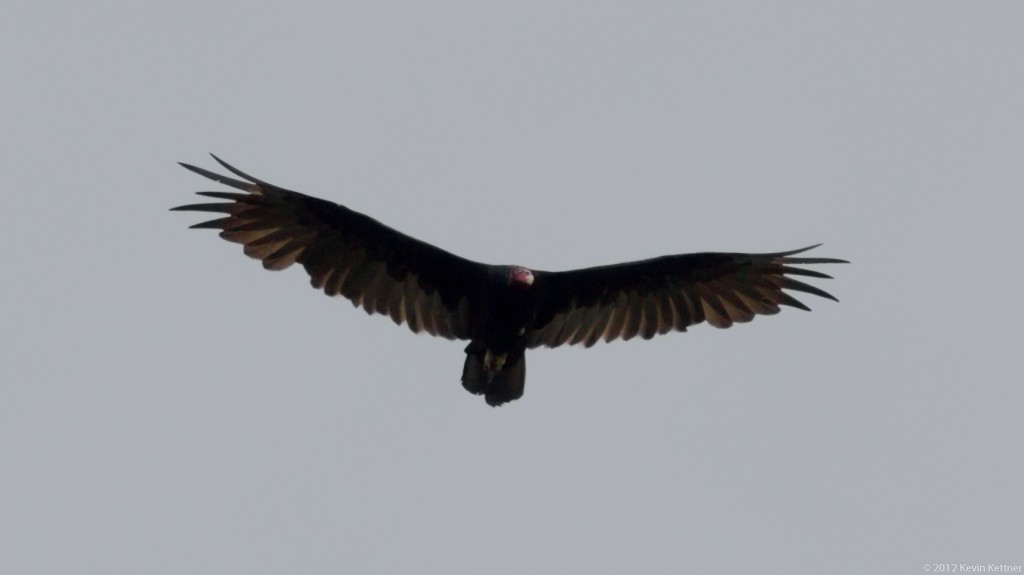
(173, 155, 847, 406)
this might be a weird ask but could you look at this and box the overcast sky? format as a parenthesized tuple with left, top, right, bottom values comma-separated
(3, 2, 1022, 574)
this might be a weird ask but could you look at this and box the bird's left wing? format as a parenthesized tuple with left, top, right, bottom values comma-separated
(527, 246, 847, 348)
(172, 155, 484, 340)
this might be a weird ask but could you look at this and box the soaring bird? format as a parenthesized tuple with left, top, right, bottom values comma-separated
(173, 155, 847, 406)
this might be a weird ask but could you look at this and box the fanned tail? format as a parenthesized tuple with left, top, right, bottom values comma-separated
(461, 344, 526, 407)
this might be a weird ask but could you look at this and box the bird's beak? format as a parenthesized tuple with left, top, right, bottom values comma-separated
(511, 267, 534, 286)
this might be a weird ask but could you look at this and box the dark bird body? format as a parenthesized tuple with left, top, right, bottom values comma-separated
(173, 156, 847, 406)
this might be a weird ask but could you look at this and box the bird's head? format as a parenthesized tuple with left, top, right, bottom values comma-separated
(507, 266, 535, 288)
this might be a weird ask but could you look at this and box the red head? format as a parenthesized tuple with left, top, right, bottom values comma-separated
(508, 266, 535, 287)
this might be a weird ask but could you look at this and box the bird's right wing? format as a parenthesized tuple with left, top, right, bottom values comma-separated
(172, 155, 485, 340)
(527, 246, 847, 348)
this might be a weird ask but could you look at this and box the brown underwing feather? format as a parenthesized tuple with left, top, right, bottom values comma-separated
(621, 295, 642, 341)
(263, 241, 309, 271)
(639, 294, 659, 339)
(386, 288, 405, 326)
(341, 260, 377, 303)
(545, 305, 571, 345)
(189, 217, 233, 230)
(355, 264, 385, 311)
(700, 294, 732, 329)
(777, 265, 833, 279)
(730, 283, 775, 315)
(324, 267, 346, 296)
(776, 292, 812, 311)
(670, 289, 701, 327)
(600, 304, 624, 344)
(573, 308, 604, 346)
(246, 227, 308, 247)
(770, 276, 838, 301)
(243, 237, 289, 260)
(582, 307, 610, 345)
(707, 279, 755, 322)
(661, 290, 682, 331)
(195, 191, 249, 201)
(228, 219, 285, 233)
(654, 291, 674, 335)
(558, 312, 581, 345)
(526, 246, 846, 348)
(402, 277, 422, 332)
(695, 285, 731, 328)
(583, 305, 611, 347)
(173, 156, 483, 340)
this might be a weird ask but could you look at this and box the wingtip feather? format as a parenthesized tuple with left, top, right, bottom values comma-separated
(179, 160, 254, 191)
(209, 153, 267, 185)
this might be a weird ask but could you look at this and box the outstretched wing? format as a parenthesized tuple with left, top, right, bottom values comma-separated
(527, 246, 846, 348)
(172, 155, 483, 339)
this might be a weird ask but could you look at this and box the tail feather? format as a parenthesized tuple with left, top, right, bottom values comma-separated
(461, 345, 526, 407)
(461, 349, 488, 395)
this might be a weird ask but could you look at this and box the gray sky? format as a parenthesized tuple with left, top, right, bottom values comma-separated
(3, 2, 1022, 573)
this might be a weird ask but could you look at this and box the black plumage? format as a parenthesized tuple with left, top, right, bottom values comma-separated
(173, 155, 847, 406)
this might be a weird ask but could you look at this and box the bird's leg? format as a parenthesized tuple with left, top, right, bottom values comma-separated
(483, 350, 507, 381)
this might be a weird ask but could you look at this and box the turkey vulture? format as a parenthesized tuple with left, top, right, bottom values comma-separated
(173, 155, 847, 406)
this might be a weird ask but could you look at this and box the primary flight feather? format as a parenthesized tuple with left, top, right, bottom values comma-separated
(173, 155, 847, 406)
